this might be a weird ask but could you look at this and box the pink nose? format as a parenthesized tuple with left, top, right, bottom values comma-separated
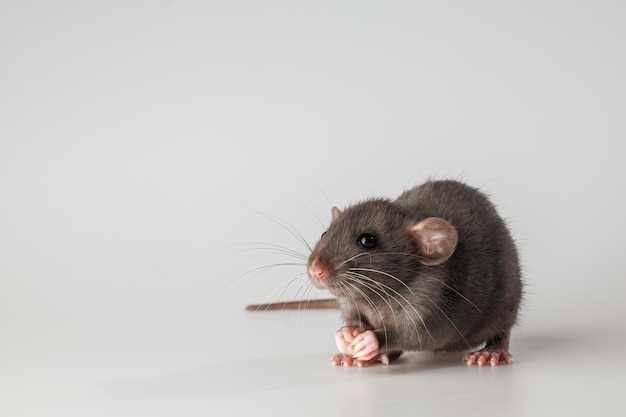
(308, 258, 326, 281)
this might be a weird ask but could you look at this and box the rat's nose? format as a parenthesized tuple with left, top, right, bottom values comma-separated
(308, 258, 327, 282)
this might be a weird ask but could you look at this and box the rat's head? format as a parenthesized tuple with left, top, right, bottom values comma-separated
(307, 199, 458, 298)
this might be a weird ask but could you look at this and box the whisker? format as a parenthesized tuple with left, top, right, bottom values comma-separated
(428, 277, 482, 314)
(350, 257, 482, 313)
(211, 242, 310, 262)
(226, 248, 309, 263)
(339, 250, 422, 266)
(212, 261, 306, 302)
(292, 280, 321, 312)
(350, 267, 415, 295)
(345, 271, 427, 347)
(301, 283, 320, 310)
(339, 252, 373, 267)
(249, 272, 309, 312)
(273, 273, 310, 307)
(239, 242, 310, 260)
(230, 202, 315, 253)
(343, 272, 398, 324)
(341, 279, 388, 347)
(297, 181, 334, 212)
(296, 200, 330, 231)
(252, 209, 314, 253)
(347, 270, 435, 345)
(421, 293, 472, 350)
(336, 282, 363, 329)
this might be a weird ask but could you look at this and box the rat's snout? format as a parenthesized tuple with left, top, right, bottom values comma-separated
(308, 257, 328, 288)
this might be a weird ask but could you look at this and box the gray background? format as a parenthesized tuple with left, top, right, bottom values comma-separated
(1, 1, 625, 416)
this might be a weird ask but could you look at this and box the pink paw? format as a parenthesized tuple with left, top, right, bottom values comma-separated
(332, 328, 382, 367)
(334, 328, 379, 359)
(334, 327, 361, 355)
(463, 348, 514, 367)
(351, 330, 379, 361)
(330, 352, 394, 368)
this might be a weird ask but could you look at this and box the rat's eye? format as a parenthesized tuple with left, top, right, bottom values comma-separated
(357, 233, 377, 249)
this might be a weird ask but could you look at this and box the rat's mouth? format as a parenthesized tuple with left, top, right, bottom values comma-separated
(310, 278, 326, 289)
(309, 272, 330, 290)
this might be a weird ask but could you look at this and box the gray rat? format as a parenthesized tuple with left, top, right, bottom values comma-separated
(247, 180, 523, 367)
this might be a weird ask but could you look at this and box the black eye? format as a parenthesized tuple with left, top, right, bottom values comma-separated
(357, 233, 377, 249)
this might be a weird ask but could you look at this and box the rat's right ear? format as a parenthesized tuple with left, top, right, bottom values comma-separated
(331, 207, 342, 221)
(409, 217, 458, 266)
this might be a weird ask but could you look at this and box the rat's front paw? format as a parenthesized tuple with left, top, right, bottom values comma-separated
(350, 330, 379, 361)
(330, 352, 394, 368)
(331, 353, 355, 367)
(335, 326, 364, 355)
(332, 328, 381, 367)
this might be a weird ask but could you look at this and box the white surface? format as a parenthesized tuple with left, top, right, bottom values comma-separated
(1, 1, 626, 416)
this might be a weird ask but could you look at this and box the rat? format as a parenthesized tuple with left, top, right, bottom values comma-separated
(246, 180, 523, 367)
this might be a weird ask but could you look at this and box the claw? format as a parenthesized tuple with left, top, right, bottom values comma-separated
(331, 351, 399, 367)
(463, 348, 514, 367)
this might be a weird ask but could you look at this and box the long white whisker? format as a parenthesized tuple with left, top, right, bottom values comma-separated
(215, 242, 310, 262)
(333, 281, 362, 330)
(213, 261, 306, 303)
(429, 277, 482, 313)
(275, 273, 310, 307)
(347, 270, 434, 344)
(343, 272, 398, 325)
(346, 271, 427, 347)
(351, 258, 482, 313)
(250, 272, 308, 312)
(422, 293, 472, 349)
(339, 252, 372, 267)
(260, 211, 314, 253)
(350, 267, 415, 295)
(342, 279, 388, 348)
(242, 206, 314, 253)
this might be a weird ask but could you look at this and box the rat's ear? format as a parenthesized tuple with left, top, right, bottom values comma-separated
(409, 217, 458, 266)
(331, 207, 342, 221)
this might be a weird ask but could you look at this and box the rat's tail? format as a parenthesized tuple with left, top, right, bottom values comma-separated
(245, 298, 338, 311)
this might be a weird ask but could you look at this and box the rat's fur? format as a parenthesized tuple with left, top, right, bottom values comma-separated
(310, 180, 522, 359)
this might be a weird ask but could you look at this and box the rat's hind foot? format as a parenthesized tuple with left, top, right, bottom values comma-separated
(330, 351, 402, 368)
(463, 348, 514, 367)
(464, 332, 514, 366)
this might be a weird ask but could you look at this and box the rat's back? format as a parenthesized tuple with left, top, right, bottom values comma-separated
(396, 180, 523, 351)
